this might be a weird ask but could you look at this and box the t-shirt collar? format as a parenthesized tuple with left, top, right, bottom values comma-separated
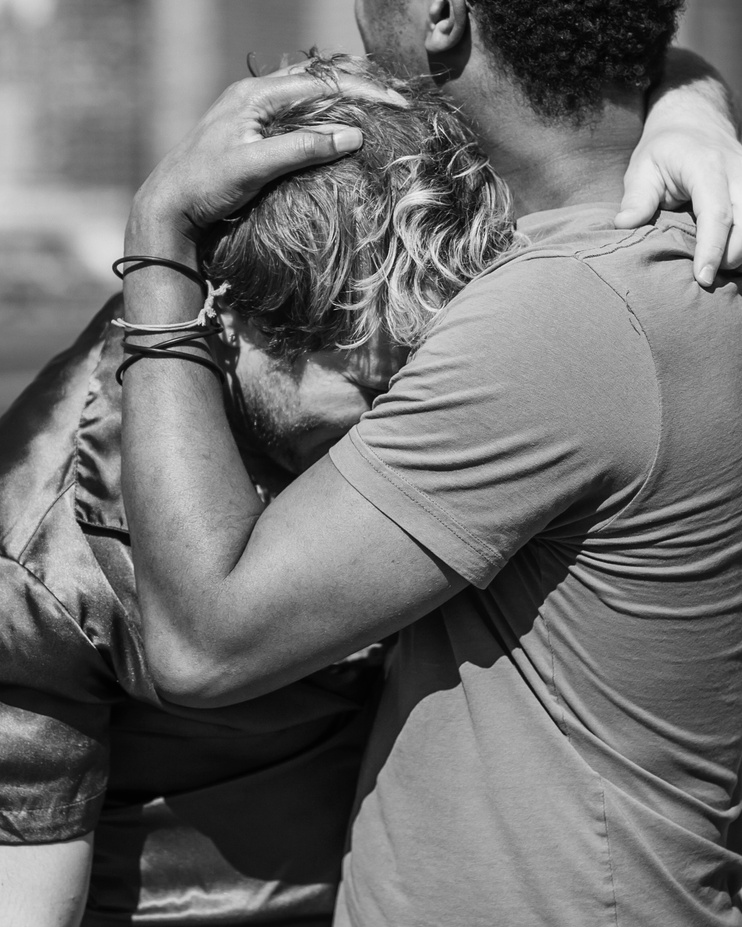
(516, 201, 622, 242)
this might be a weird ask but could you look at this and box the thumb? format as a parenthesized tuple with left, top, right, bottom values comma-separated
(219, 126, 364, 217)
(252, 126, 364, 176)
(615, 160, 665, 229)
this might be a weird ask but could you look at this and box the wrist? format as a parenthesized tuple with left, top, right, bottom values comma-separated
(125, 197, 200, 263)
(126, 160, 207, 252)
(120, 222, 205, 328)
(648, 49, 739, 141)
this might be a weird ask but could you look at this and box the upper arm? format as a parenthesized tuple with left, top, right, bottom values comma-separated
(0, 835, 93, 927)
(150, 456, 468, 704)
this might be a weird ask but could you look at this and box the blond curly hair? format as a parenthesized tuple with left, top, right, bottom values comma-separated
(200, 54, 516, 356)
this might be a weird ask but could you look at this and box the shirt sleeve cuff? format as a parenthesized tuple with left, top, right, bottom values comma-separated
(0, 788, 105, 844)
(330, 429, 504, 590)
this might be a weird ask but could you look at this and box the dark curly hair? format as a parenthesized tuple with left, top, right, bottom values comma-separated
(200, 54, 516, 358)
(469, 0, 685, 123)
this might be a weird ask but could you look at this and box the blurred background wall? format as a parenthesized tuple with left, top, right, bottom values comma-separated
(0, 0, 740, 414)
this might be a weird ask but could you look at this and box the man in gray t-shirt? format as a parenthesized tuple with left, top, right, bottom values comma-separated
(330, 202, 742, 925)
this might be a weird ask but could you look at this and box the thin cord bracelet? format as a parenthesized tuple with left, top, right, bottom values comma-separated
(112, 255, 207, 295)
(116, 338, 226, 385)
(119, 325, 225, 348)
(112, 279, 231, 332)
(115, 324, 224, 385)
(111, 254, 231, 379)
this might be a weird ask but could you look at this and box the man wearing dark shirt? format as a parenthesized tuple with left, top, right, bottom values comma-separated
(0, 59, 514, 925)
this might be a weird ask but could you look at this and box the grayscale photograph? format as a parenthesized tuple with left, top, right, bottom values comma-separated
(0, 1, 741, 925)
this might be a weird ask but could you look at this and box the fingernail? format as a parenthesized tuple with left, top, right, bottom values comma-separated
(386, 88, 408, 106)
(698, 265, 715, 287)
(613, 210, 636, 229)
(332, 128, 363, 152)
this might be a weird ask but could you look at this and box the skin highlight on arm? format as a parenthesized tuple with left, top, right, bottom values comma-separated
(0, 834, 93, 927)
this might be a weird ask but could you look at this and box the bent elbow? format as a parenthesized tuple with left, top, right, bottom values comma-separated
(139, 596, 289, 705)
(146, 641, 221, 707)
(139, 616, 232, 707)
(142, 621, 271, 707)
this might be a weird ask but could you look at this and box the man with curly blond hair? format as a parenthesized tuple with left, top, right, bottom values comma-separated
(203, 55, 515, 360)
(197, 54, 516, 473)
(0, 57, 515, 927)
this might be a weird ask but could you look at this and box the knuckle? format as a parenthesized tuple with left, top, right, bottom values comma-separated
(628, 167, 664, 196)
(706, 149, 727, 171)
(296, 132, 321, 159)
(223, 80, 245, 101)
(711, 206, 734, 228)
(704, 241, 727, 260)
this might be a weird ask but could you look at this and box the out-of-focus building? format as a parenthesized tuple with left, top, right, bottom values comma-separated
(0, 0, 362, 411)
(0, 0, 740, 413)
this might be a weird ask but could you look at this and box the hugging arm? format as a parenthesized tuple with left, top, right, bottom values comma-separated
(121, 63, 742, 707)
(618, 47, 742, 283)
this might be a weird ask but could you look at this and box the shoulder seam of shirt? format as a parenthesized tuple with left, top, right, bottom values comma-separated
(572, 225, 654, 261)
(655, 213, 698, 240)
(490, 246, 665, 535)
(566, 255, 664, 535)
(480, 249, 664, 536)
(476, 225, 650, 279)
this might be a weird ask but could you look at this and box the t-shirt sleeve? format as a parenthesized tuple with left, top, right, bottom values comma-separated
(0, 555, 114, 843)
(330, 255, 659, 588)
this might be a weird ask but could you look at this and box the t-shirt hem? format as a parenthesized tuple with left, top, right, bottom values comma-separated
(330, 431, 504, 589)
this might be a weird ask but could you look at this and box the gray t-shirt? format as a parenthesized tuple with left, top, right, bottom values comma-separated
(330, 204, 742, 926)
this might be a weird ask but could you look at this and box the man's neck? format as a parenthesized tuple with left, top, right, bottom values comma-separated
(448, 60, 646, 218)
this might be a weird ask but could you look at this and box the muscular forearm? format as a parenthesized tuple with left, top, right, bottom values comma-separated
(121, 217, 265, 698)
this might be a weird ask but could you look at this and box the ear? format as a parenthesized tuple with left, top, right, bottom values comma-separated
(211, 309, 241, 360)
(425, 0, 469, 55)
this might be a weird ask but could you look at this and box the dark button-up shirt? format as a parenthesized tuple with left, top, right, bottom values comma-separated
(0, 298, 379, 925)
